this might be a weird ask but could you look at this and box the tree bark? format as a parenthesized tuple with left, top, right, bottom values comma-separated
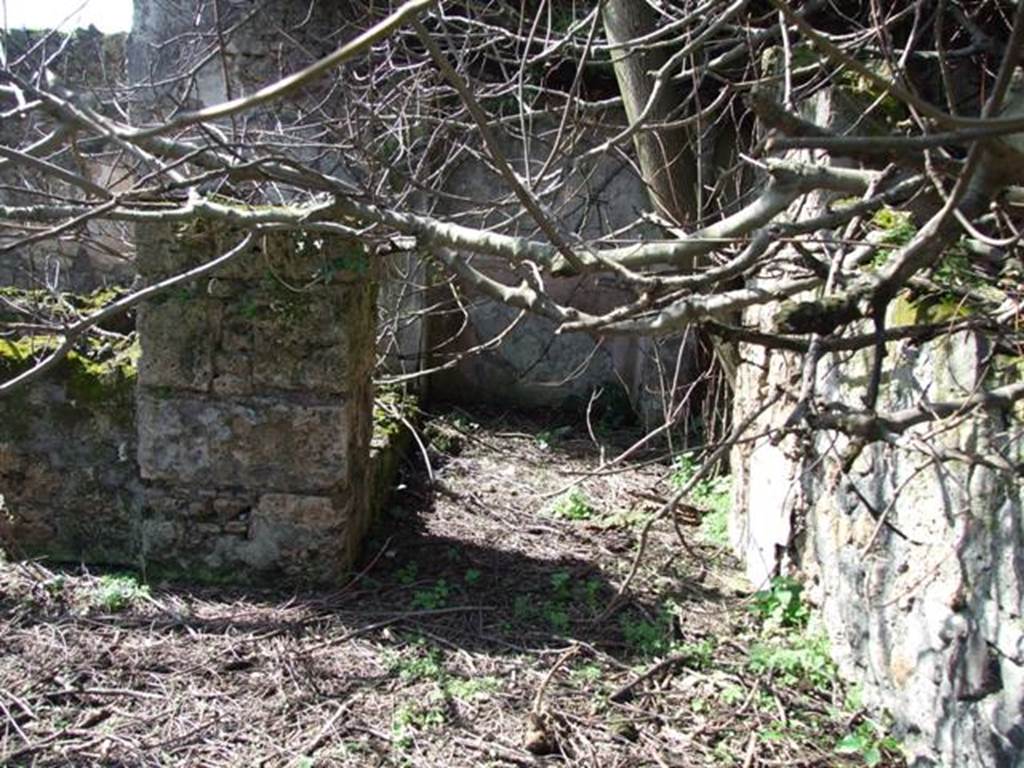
(602, 0, 696, 227)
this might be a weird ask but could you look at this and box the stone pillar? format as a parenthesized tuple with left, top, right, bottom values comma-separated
(134, 221, 376, 585)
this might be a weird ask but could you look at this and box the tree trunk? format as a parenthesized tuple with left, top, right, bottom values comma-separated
(602, 0, 696, 227)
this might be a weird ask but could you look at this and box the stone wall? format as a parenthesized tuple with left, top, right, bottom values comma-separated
(728, 75, 1024, 768)
(731, 309, 1024, 767)
(401, 128, 698, 425)
(0, 224, 399, 586)
(0, 318, 140, 565)
(125, 0, 697, 424)
(133, 223, 377, 584)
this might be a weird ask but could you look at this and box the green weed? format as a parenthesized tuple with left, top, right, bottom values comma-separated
(91, 573, 149, 612)
(543, 604, 570, 633)
(699, 506, 730, 548)
(389, 643, 446, 683)
(620, 611, 674, 657)
(597, 507, 653, 530)
(676, 638, 716, 670)
(549, 570, 572, 597)
(549, 489, 596, 520)
(932, 241, 984, 294)
(395, 561, 418, 585)
(391, 703, 446, 749)
(670, 454, 731, 545)
(869, 207, 916, 268)
(570, 663, 604, 684)
(411, 579, 450, 610)
(752, 576, 810, 629)
(445, 676, 499, 700)
(748, 631, 835, 690)
(836, 719, 902, 766)
(720, 683, 746, 706)
(748, 577, 833, 689)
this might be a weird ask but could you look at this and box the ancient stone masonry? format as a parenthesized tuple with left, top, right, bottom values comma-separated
(0, 298, 140, 566)
(1, 225, 391, 586)
(134, 223, 377, 584)
(732, 320, 1024, 768)
(728, 80, 1024, 767)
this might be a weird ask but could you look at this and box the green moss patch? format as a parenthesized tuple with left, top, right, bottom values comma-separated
(373, 386, 418, 445)
(887, 293, 970, 326)
(867, 207, 916, 269)
(1, 331, 137, 409)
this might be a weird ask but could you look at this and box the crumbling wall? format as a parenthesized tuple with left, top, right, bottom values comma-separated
(126, 0, 694, 424)
(418, 127, 696, 424)
(729, 71, 1024, 768)
(0, 299, 141, 565)
(0, 224, 400, 586)
(731, 298, 1024, 768)
(133, 223, 377, 584)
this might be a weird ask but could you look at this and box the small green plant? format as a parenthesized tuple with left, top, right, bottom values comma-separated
(620, 612, 673, 657)
(92, 573, 149, 612)
(391, 703, 446, 749)
(748, 631, 835, 690)
(389, 642, 446, 683)
(720, 683, 746, 706)
(570, 663, 603, 684)
(752, 576, 810, 629)
(445, 676, 499, 700)
(549, 489, 595, 520)
(931, 240, 985, 295)
(394, 561, 418, 585)
(676, 638, 716, 670)
(543, 603, 570, 632)
(670, 454, 732, 545)
(836, 719, 902, 766)
(549, 570, 572, 597)
(543, 571, 575, 631)
(389, 641, 498, 704)
(597, 507, 653, 530)
(869, 207, 917, 268)
(759, 721, 790, 742)
(699, 505, 730, 548)
(463, 568, 481, 585)
(711, 740, 739, 765)
(411, 578, 450, 610)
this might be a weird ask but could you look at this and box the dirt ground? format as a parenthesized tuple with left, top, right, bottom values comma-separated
(0, 406, 904, 767)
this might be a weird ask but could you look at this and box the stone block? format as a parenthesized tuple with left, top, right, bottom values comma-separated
(137, 392, 355, 490)
(136, 221, 368, 284)
(247, 493, 352, 579)
(255, 493, 340, 529)
(246, 283, 374, 394)
(137, 295, 217, 392)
